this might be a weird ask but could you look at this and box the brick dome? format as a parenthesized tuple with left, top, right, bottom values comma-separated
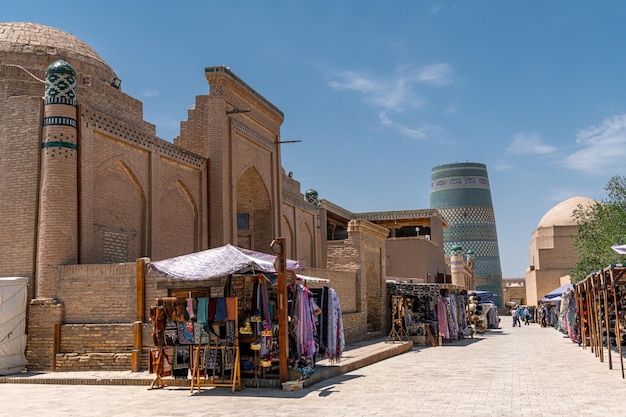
(537, 196, 596, 228)
(0, 22, 117, 83)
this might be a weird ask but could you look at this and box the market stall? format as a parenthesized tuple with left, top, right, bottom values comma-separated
(565, 264, 626, 378)
(467, 290, 500, 332)
(147, 244, 344, 391)
(386, 282, 470, 345)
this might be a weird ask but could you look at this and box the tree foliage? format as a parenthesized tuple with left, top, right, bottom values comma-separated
(572, 176, 626, 282)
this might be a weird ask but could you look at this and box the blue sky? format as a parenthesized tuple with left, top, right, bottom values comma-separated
(6, 1, 626, 278)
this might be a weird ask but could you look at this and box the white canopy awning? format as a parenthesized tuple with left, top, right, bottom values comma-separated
(148, 244, 303, 280)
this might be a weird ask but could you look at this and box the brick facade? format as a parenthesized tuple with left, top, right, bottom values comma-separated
(2, 23, 398, 372)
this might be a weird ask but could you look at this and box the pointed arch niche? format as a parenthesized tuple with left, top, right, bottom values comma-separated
(159, 179, 199, 259)
(236, 167, 272, 251)
(297, 220, 314, 267)
(281, 215, 294, 260)
(93, 160, 146, 263)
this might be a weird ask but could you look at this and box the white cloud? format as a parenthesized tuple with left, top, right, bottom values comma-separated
(493, 161, 514, 171)
(506, 133, 558, 155)
(397, 125, 427, 140)
(327, 63, 455, 113)
(378, 112, 392, 126)
(564, 114, 626, 175)
(415, 63, 455, 86)
(141, 89, 160, 98)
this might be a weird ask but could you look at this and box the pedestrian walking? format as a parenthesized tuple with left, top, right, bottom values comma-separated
(523, 307, 531, 325)
(512, 308, 521, 327)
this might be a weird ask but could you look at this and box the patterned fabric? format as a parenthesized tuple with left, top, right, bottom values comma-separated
(193, 322, 210, 345)
(148, 244, 303, 280)
(177, 321, 194, 344)
(388, 283, 440, 297)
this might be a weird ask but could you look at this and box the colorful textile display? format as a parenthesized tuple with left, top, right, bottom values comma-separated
(323, 287, 344, 363)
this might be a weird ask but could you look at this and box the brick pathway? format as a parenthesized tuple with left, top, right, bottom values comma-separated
(1, 324, 625, 416)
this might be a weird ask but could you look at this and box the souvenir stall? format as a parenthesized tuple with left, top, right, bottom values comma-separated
(467, 290, 500, 333)
(147, 244, 344, 391)
(538, 283, 572, 329)
(572, 264, 626, 378)
(385, 282, 470, 345)
(537, 298, 561, 328)
(557, 287, 579, 342)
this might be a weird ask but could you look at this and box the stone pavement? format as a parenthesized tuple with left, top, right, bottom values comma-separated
(2, 324, 626, 416)
(0, 336, 413, 388)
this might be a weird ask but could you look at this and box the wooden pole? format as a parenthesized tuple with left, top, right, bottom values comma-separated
(575, 285, 585, 348)
(136, 257, 147, 322)
(610, 267, 625, 378)
(272, 238, 289, 384)
(585, 280, 596, 355)
(53, 323, 61, 371)
(591, 276, 603, 361)
(133, 257, 147, 372)
(600, 269, 612, 369)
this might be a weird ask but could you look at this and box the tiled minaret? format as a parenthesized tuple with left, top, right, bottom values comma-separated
(430, 162, 503, 307)
(35, 60, 78, 299)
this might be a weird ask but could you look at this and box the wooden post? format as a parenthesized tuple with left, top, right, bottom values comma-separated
(133, 257, 147, 372)
(53, 323, 61, 371)
(136, 257, 147, 322)
(610, 267, 625, 378)
(600, 270, 612, 369)
(132, 322, 142, 372)
(271, 237, 288, 384)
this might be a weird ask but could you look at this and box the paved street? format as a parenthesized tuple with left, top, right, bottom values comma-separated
(2, 323, 626, 416)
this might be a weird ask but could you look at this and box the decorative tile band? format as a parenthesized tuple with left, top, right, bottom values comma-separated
(42, 141, 77, 150)
(430, 176, 490, 191)
(45, 96, 76, 106)
(45, 60, 76, 104)
(43, 116, 77, 128)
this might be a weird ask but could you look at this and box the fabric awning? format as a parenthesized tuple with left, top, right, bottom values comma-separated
(544, 283, 572, 299)
(296, 274, 330, 283)
(539, 296, 562, 304)
(148, 244, 303, 280)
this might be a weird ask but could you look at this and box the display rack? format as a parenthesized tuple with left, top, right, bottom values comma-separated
(190, 297, 241, 393)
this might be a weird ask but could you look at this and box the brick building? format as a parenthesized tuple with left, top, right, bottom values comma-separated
(0, 22, 449, 371)
(525, 196, 595, 306)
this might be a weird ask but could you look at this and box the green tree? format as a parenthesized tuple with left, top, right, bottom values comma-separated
(572, 176, 626, 282)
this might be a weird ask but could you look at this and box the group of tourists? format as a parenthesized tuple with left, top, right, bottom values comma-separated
(511, 306, 533, 327)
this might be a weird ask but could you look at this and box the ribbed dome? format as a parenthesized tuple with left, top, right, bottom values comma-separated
(537, 196, 596, 228)
(0, 22, 116, 82)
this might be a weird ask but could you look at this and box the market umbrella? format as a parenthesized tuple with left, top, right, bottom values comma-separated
(148, 244, 303, 280)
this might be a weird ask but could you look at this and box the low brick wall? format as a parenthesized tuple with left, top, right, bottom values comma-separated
(342, 311, 368, 343)
(55, 323, 134, 371)
(55, 352, 132, 371)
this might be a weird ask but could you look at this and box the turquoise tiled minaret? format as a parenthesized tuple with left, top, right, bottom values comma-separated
(35, 60, 78, 299)
(430, 162, 503, 307)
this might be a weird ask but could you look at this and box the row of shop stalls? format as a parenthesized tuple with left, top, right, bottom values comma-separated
(546, 264, 626, 378)
(537, 283, 573, 328)
(147, 244, 345, 391)
(385, 282, 500, 346)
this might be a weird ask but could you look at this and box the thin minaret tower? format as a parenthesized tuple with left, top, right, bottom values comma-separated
(35, 60, 78, 299)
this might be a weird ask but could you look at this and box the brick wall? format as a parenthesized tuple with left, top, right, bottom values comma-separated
(0, 93, 42, 302)
(56, 324, 133, 371)
(302, 267, 358, 312)
(57, 263, 136, 323)
(26, 263, 139, 371)
(26, 299, 63, 371)
(325, 220, 388, 335)
(281, 173, 322, 268)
